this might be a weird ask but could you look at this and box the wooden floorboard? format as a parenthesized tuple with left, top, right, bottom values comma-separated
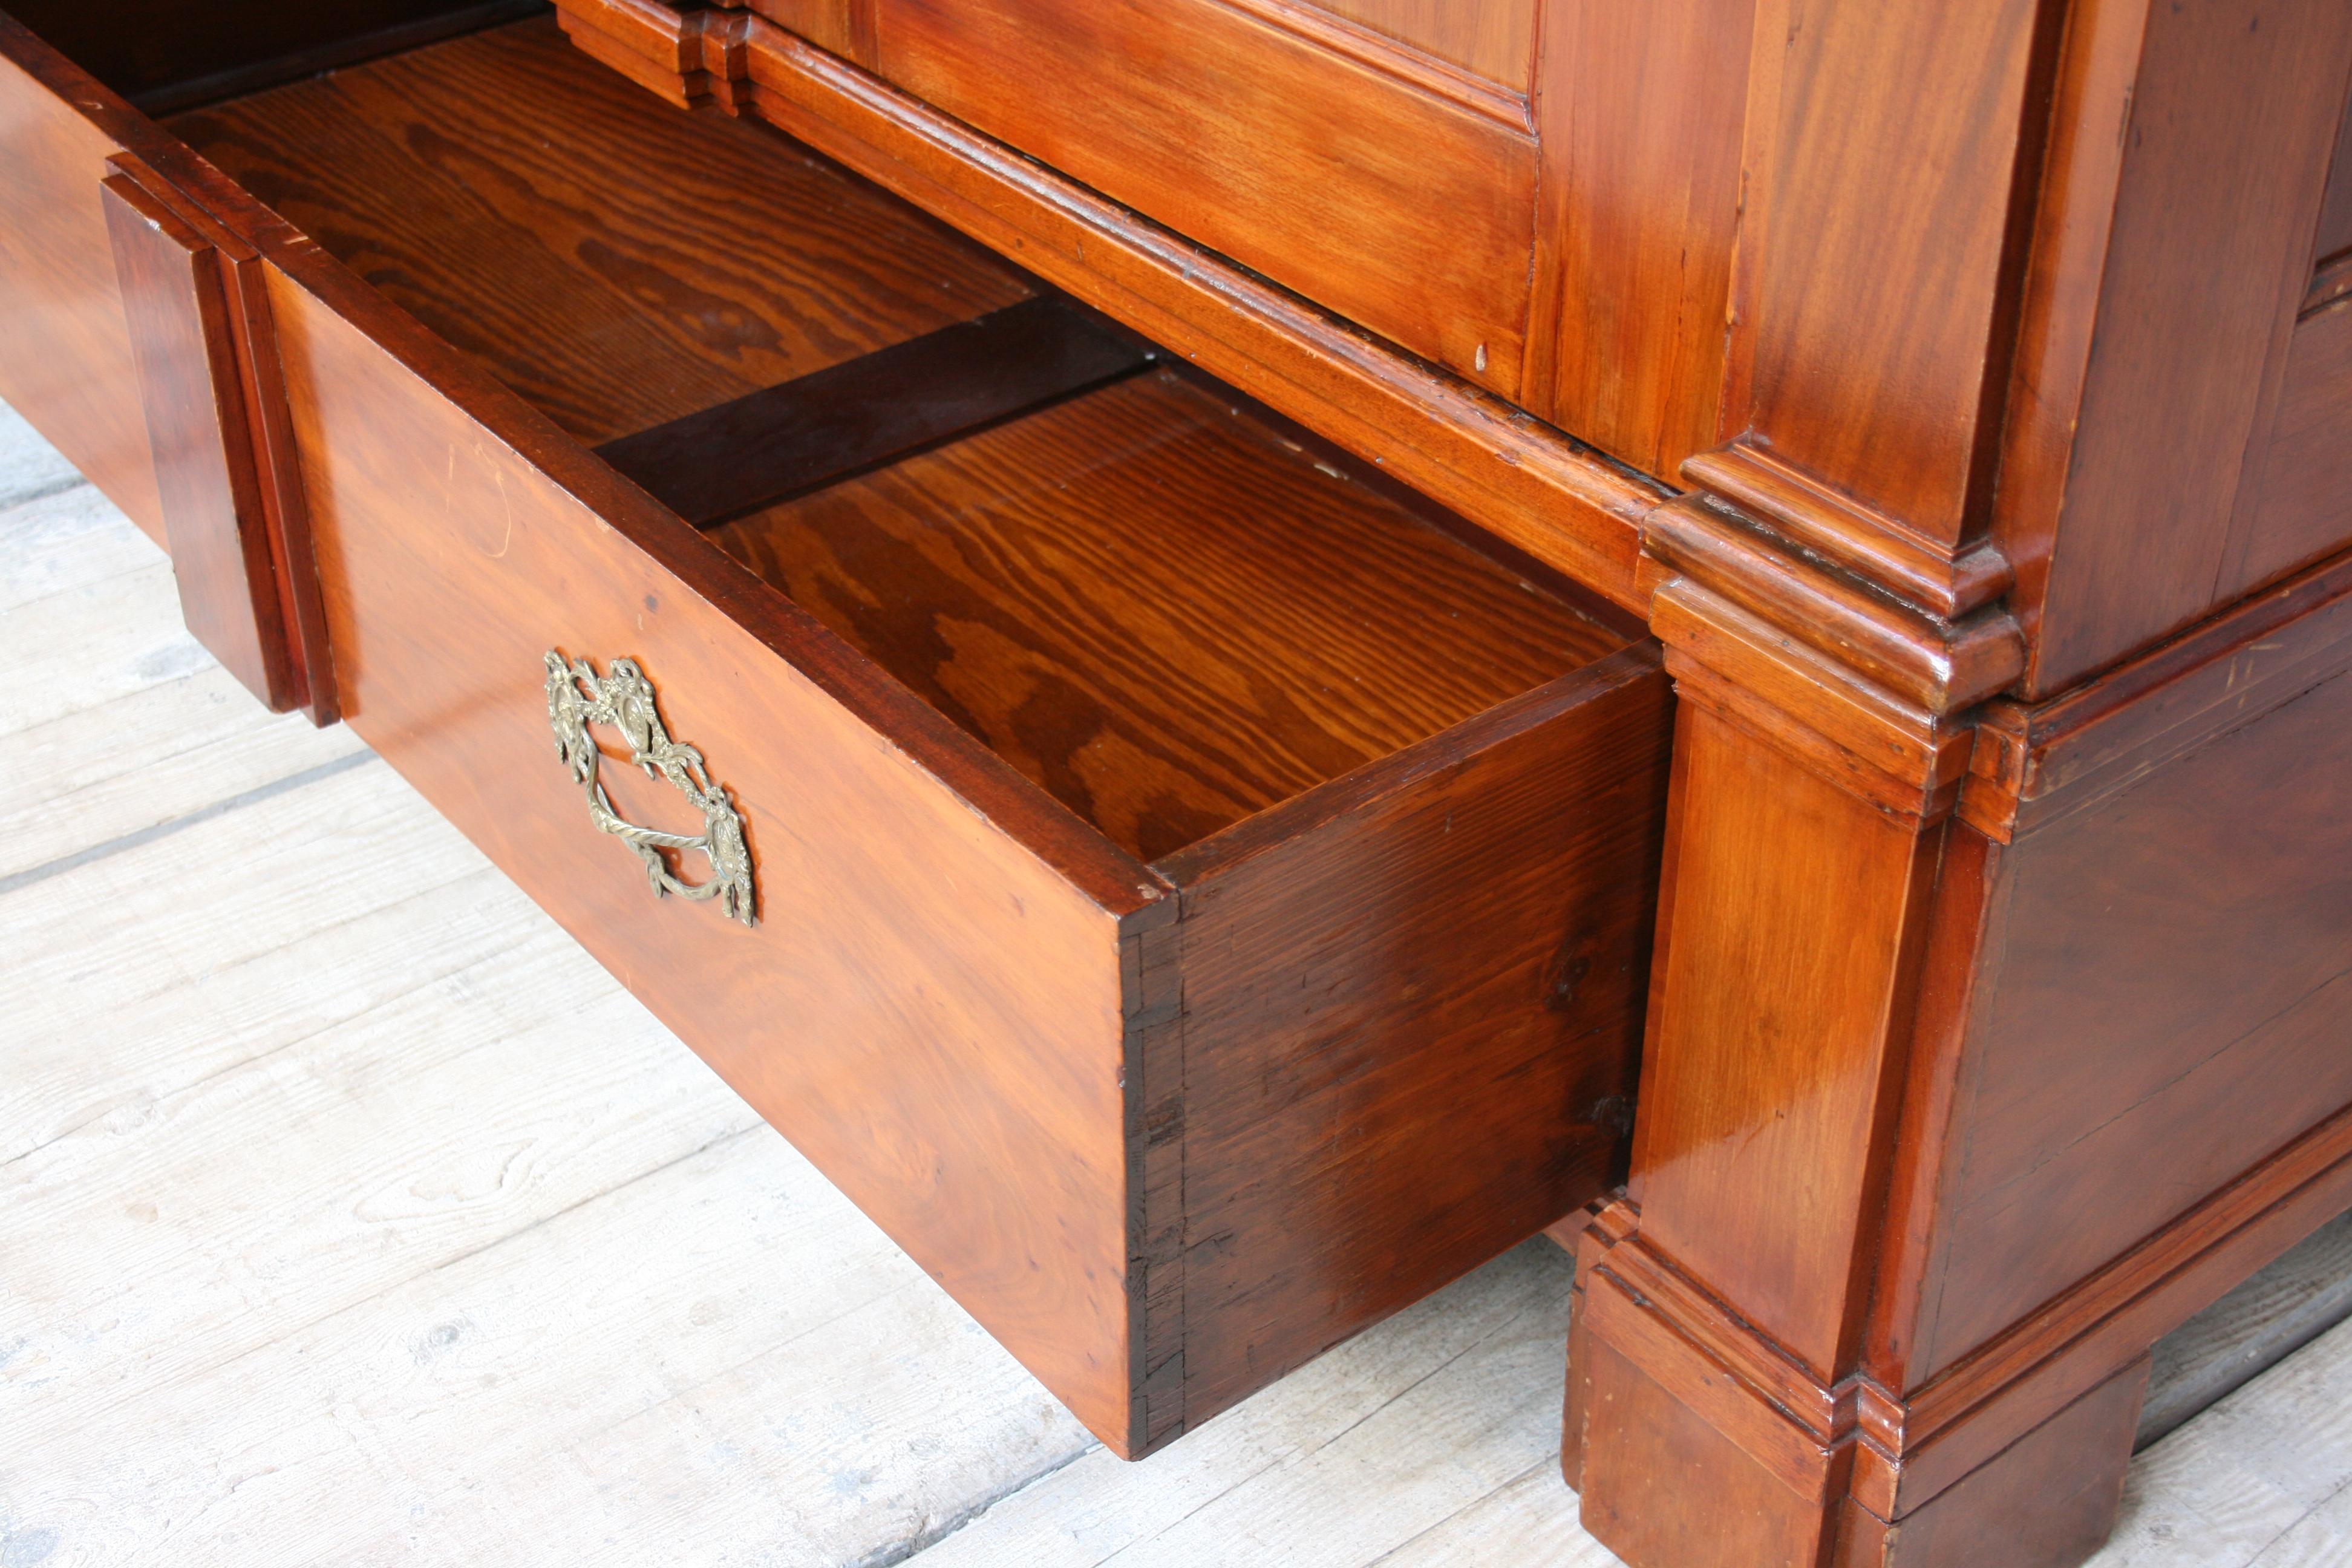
(2139, 1210, 2352, 1449)
(2, 397, 2350, 1567)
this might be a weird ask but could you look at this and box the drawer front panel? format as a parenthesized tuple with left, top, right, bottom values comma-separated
(0, 17, 164, 536)
(263, 261, 1155, 1445)
(869, 0, 1540, 396)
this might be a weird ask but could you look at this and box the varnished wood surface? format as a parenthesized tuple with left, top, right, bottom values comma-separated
(548, 0, 1662, 612)
(1916, 658, 2352, 1383)
(1306, 0, 1534, 90)
(4, 0, 544, 112)
(171, 16, 1032, 445)
(2001, 0, 2352, 694)
(8, 402, 2351, 1563)
(2318, 83, 2352, 267)
(1586, 507, 2352, 1568)
(2234, 298, 2352, 599)
(871, 0, 1538, 399)
(174, 48, 1662, 1451)
(866, 0, 1537, 395)
(713, 369, 1626, 862)
(263, 244, 1157, 1445)
(1526, 0, 1749, 482)
(0, 13, 166, 538)
(99, 166, 297, 710)
(597, 295, 1154, 530)
(1712, 0, 2053, 587)
(1166, 650, 1668, 1428)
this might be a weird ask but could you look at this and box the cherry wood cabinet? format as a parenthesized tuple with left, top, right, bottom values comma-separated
(2, 1, 2348, 1563)
(0, 11, 1667, 1460)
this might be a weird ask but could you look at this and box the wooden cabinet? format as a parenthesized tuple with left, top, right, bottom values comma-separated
(0, 11, 1668, 1459)
(4, 1, 2351, 1564)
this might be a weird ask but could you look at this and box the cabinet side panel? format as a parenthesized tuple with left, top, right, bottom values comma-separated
(2230, 300, 2352, 599)
(1923, 666, 2352, 1376)
(2014, 0, 2352, 693)
(1166, 653, 1671, 1427)
(0, 25, 164, 536)
(2312, 74, 2352, 266)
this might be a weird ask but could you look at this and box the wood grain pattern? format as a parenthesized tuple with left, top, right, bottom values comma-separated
(171, 17, 1031, 445)
(167, 21, 1667, 1451)
(2312, 74, 2352, 268)
(1584, 494, 2352, 1566)
(1164, 650, 1669, 1428)
(1303, 0, 1535, 89)
(99, 166, 298, 709)
(751, 0, 876, 66)
(1619, 702, 1939, 1383)
(274, 275, 1658, 1452)
(547, 0, 1661, 610)
(2, 0, 543, 111)
(1917, 668, 2352, 1379)
(1527, 0, 1751, 480)
(713, 370, 1626, 862)
(1999, 0, 2352, 694)
(1714, 0, 2054, 572)
(1846, 1359, 2148, 1568)
(267, 253, 1158, 1449)
(2232, 299, 2352, 601)
(0, 15, 166, 538)
(597, 295, 1155, 529)
(872, 0, 1539, 396)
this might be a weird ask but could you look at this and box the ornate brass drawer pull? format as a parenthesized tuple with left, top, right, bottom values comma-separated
(544, 650, 755, 926)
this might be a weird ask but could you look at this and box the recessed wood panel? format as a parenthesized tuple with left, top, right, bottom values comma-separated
(1923, 664, 2352, 1377)
(2228, 299, 2352, 598)
(2008, 0, 2352, 694)
(1529, 0, 1751, 479)
(872, 0, 1540, 396)
(2314, 78, 2352, 266)
(1304, 0, 1536, 89)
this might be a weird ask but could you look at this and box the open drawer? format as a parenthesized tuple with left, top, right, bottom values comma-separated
(0, 10, 1671, 1455)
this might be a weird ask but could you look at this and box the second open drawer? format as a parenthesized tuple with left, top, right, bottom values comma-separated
(0, 10, 1673, 1456)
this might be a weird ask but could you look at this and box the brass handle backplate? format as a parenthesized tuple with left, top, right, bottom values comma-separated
(544, 650, 755, 926)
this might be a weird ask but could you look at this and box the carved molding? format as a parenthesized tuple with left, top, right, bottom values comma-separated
(1577, 1095, 2352, 1526)
(1639, 494, 2025, 819)
(1684, 443, 2016, 621)
(1962, 546, 2352, 843)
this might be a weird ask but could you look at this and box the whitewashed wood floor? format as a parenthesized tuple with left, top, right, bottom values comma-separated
(2, 396, 2347, 1568)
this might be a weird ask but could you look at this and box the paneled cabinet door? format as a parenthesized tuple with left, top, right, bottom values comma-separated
(840, 0, 1545, 400)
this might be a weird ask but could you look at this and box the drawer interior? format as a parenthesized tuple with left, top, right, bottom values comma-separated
(166, 15, 1635, 862)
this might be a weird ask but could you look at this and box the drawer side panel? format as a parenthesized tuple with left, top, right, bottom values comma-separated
(266, 269, 1145, 1446)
